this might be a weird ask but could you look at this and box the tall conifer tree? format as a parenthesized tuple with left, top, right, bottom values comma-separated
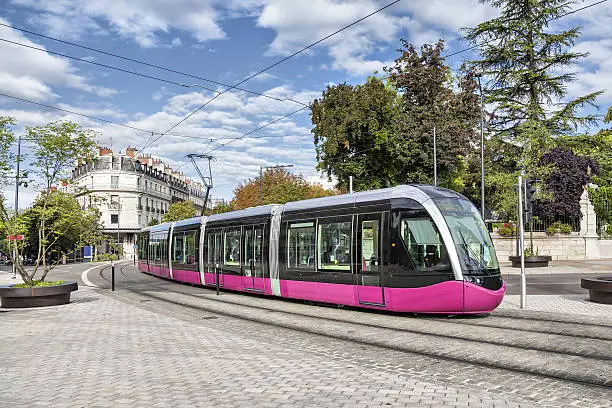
(466, 0, 602, 144)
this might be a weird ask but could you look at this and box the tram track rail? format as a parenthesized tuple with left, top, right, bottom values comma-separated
(99, 265, 612, 390)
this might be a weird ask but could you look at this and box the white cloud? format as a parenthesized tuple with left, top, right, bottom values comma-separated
(0, 17, 117, 100)
(11, 0, 245, 47)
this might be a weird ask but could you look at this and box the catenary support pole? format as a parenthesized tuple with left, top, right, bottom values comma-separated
(433, 127, 437, 186)
(518, 175, 526, 309)
(349, 176, 353, 193)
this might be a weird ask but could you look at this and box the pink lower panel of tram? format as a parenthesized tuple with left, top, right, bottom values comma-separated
(171, 268, 201, 285)
(279, 280, 505, 313)
(148, 265, 170, 278)
(137, 261, 148, 273)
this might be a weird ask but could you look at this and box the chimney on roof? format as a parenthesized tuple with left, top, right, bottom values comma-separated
(126, 147, 137, 158)
(99, 146, 112, 156)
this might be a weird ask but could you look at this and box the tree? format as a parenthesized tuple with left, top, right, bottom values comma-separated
(0, 120, 100, 284)
(385, 40, 480, 188)
(204, 200, 233, 215)
(0, 116, 16, 182)
(311, 40, 480, 193)
(162, 200, 197, 222)
(231, 168, 335, 210)
(311, 76, 399, 191)
(558, 106, 612, 187)
(148, 218, 159, 226)
(533, 147, 598, 222)
(465, 0, 602, 155)
(27, 121, 98, 191)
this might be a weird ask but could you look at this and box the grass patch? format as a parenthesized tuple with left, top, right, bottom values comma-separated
(14, 280, 65, 288)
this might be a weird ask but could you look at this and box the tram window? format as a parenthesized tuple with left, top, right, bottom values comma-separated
(173, 233, 184, 263)
(184, 230, 197, 265)
(400, 213, 450, 271)
(207, 232, 214, 265)
(154, 235, 161, 261)
(224, 228, 241, 266)
(361, 220, 380, 272)
(318, 219, 352, 271)
(287, 222, 315, 270)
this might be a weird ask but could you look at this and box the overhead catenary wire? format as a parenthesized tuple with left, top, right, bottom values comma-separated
(0, 37, 220, 93)
(0, 21, 308, 107)
(138, 0, 402, 155)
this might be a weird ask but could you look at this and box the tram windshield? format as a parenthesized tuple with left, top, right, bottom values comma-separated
(433, 198, 499, 274)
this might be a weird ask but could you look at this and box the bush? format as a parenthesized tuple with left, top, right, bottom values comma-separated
(497, 223, 516, 236)
(94, 253, 118, 262)
(14, 280, 65, 288)
(546, 221, 572, 235)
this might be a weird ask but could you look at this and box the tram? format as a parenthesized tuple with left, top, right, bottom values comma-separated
(136, 185, 505, 314)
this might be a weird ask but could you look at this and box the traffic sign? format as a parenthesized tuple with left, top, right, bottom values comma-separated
(6, 235, 24, 241)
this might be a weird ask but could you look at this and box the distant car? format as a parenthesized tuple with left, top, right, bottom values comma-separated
(0, 259, 12, 266)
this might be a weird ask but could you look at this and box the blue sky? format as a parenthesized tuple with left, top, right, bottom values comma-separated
(1, 0, 611, 209)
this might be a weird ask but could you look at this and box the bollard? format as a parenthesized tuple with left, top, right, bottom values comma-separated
(111, 260, 115, 292)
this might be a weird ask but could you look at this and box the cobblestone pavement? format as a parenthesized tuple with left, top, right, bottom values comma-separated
(1, 263, 611, 407)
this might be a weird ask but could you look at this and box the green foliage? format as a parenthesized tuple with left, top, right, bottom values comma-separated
(496, 222, 516, 237)
(93, 253, 118, 262)
(162, 200, 197, 223)
(231, 168, 335, 209)
(559, 106, 612, 187)
(14, 280, 65, 288)
(204, 200, 233, 215)
(546, 221, 572, 235)
(0, 116, 16, 183)
(589, 186, 612, 231)
(465, 0, 602, 140)
(26, 121, 98, 190)
(524, 246, 539, 257)
(148, 218, 159, 226)
(311, 76, 399, 191)
(311, 40, 479, 193)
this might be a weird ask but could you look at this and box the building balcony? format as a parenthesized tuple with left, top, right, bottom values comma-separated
(74, 183, 172, 200)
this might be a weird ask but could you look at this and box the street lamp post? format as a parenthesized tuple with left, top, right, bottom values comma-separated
(260, 164, 294, 205)
(12, 135, 22, 278)
(477, 75, 486, 220)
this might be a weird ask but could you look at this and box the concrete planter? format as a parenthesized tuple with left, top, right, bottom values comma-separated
(0, 281, 78, 308)
(581, 276, 612, 304)
(508, 255, 552, 268)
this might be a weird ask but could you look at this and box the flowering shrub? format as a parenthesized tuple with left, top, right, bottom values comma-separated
(497, 223, 516, 236)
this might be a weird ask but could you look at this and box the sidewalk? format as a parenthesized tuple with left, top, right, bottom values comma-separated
(500, 258, 612, 275)
(0, 267, 23, 285)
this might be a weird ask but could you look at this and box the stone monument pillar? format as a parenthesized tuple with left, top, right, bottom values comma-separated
(581, 187, 600, 259)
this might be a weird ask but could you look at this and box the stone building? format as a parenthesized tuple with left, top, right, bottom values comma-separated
(66, 147, 205, 259)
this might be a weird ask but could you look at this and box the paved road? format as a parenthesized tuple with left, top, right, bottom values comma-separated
(1, 263, 611, 407)
(503, 273, 603, 295)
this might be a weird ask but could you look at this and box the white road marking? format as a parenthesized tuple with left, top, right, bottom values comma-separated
(81, 264, 105, 288)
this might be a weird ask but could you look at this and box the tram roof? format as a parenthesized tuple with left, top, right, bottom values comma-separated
(173, 216, 204, 228)
(207, 204, 281, 223)
(282, 184, 461, 212)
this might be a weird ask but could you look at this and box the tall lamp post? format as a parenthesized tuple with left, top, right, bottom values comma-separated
(260, 164, 293, 205)
(477, 74, 486, 220)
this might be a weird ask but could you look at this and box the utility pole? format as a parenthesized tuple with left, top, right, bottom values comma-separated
(478, 75, 486, 220)
(12, 135, 21, 278)
(259, 164, 293, 205)
(349, 176, 353, 193)
(433, 127, 437, 186)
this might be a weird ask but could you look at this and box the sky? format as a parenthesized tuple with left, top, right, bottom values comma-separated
(1, 0, 611, 209)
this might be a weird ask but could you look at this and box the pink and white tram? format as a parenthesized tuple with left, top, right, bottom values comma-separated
(137, 185, 505, 314)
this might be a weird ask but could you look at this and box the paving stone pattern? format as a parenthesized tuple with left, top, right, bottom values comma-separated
(96, 266, 612, 408)
(0, 286, 545, 408)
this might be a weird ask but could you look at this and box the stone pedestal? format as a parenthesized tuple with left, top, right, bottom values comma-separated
(581, 188, 600, 259)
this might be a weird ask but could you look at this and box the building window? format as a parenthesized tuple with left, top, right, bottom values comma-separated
(138, 214, 142, 226)
(110, 195, 119, 204)
(111, 175, 119, 188)
(111, 214, 119, 224)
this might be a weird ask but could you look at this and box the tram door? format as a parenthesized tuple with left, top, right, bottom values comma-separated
(356, 214, 385, 306)
(243, 225, 265, 292)
(207, 230, 224, 287)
